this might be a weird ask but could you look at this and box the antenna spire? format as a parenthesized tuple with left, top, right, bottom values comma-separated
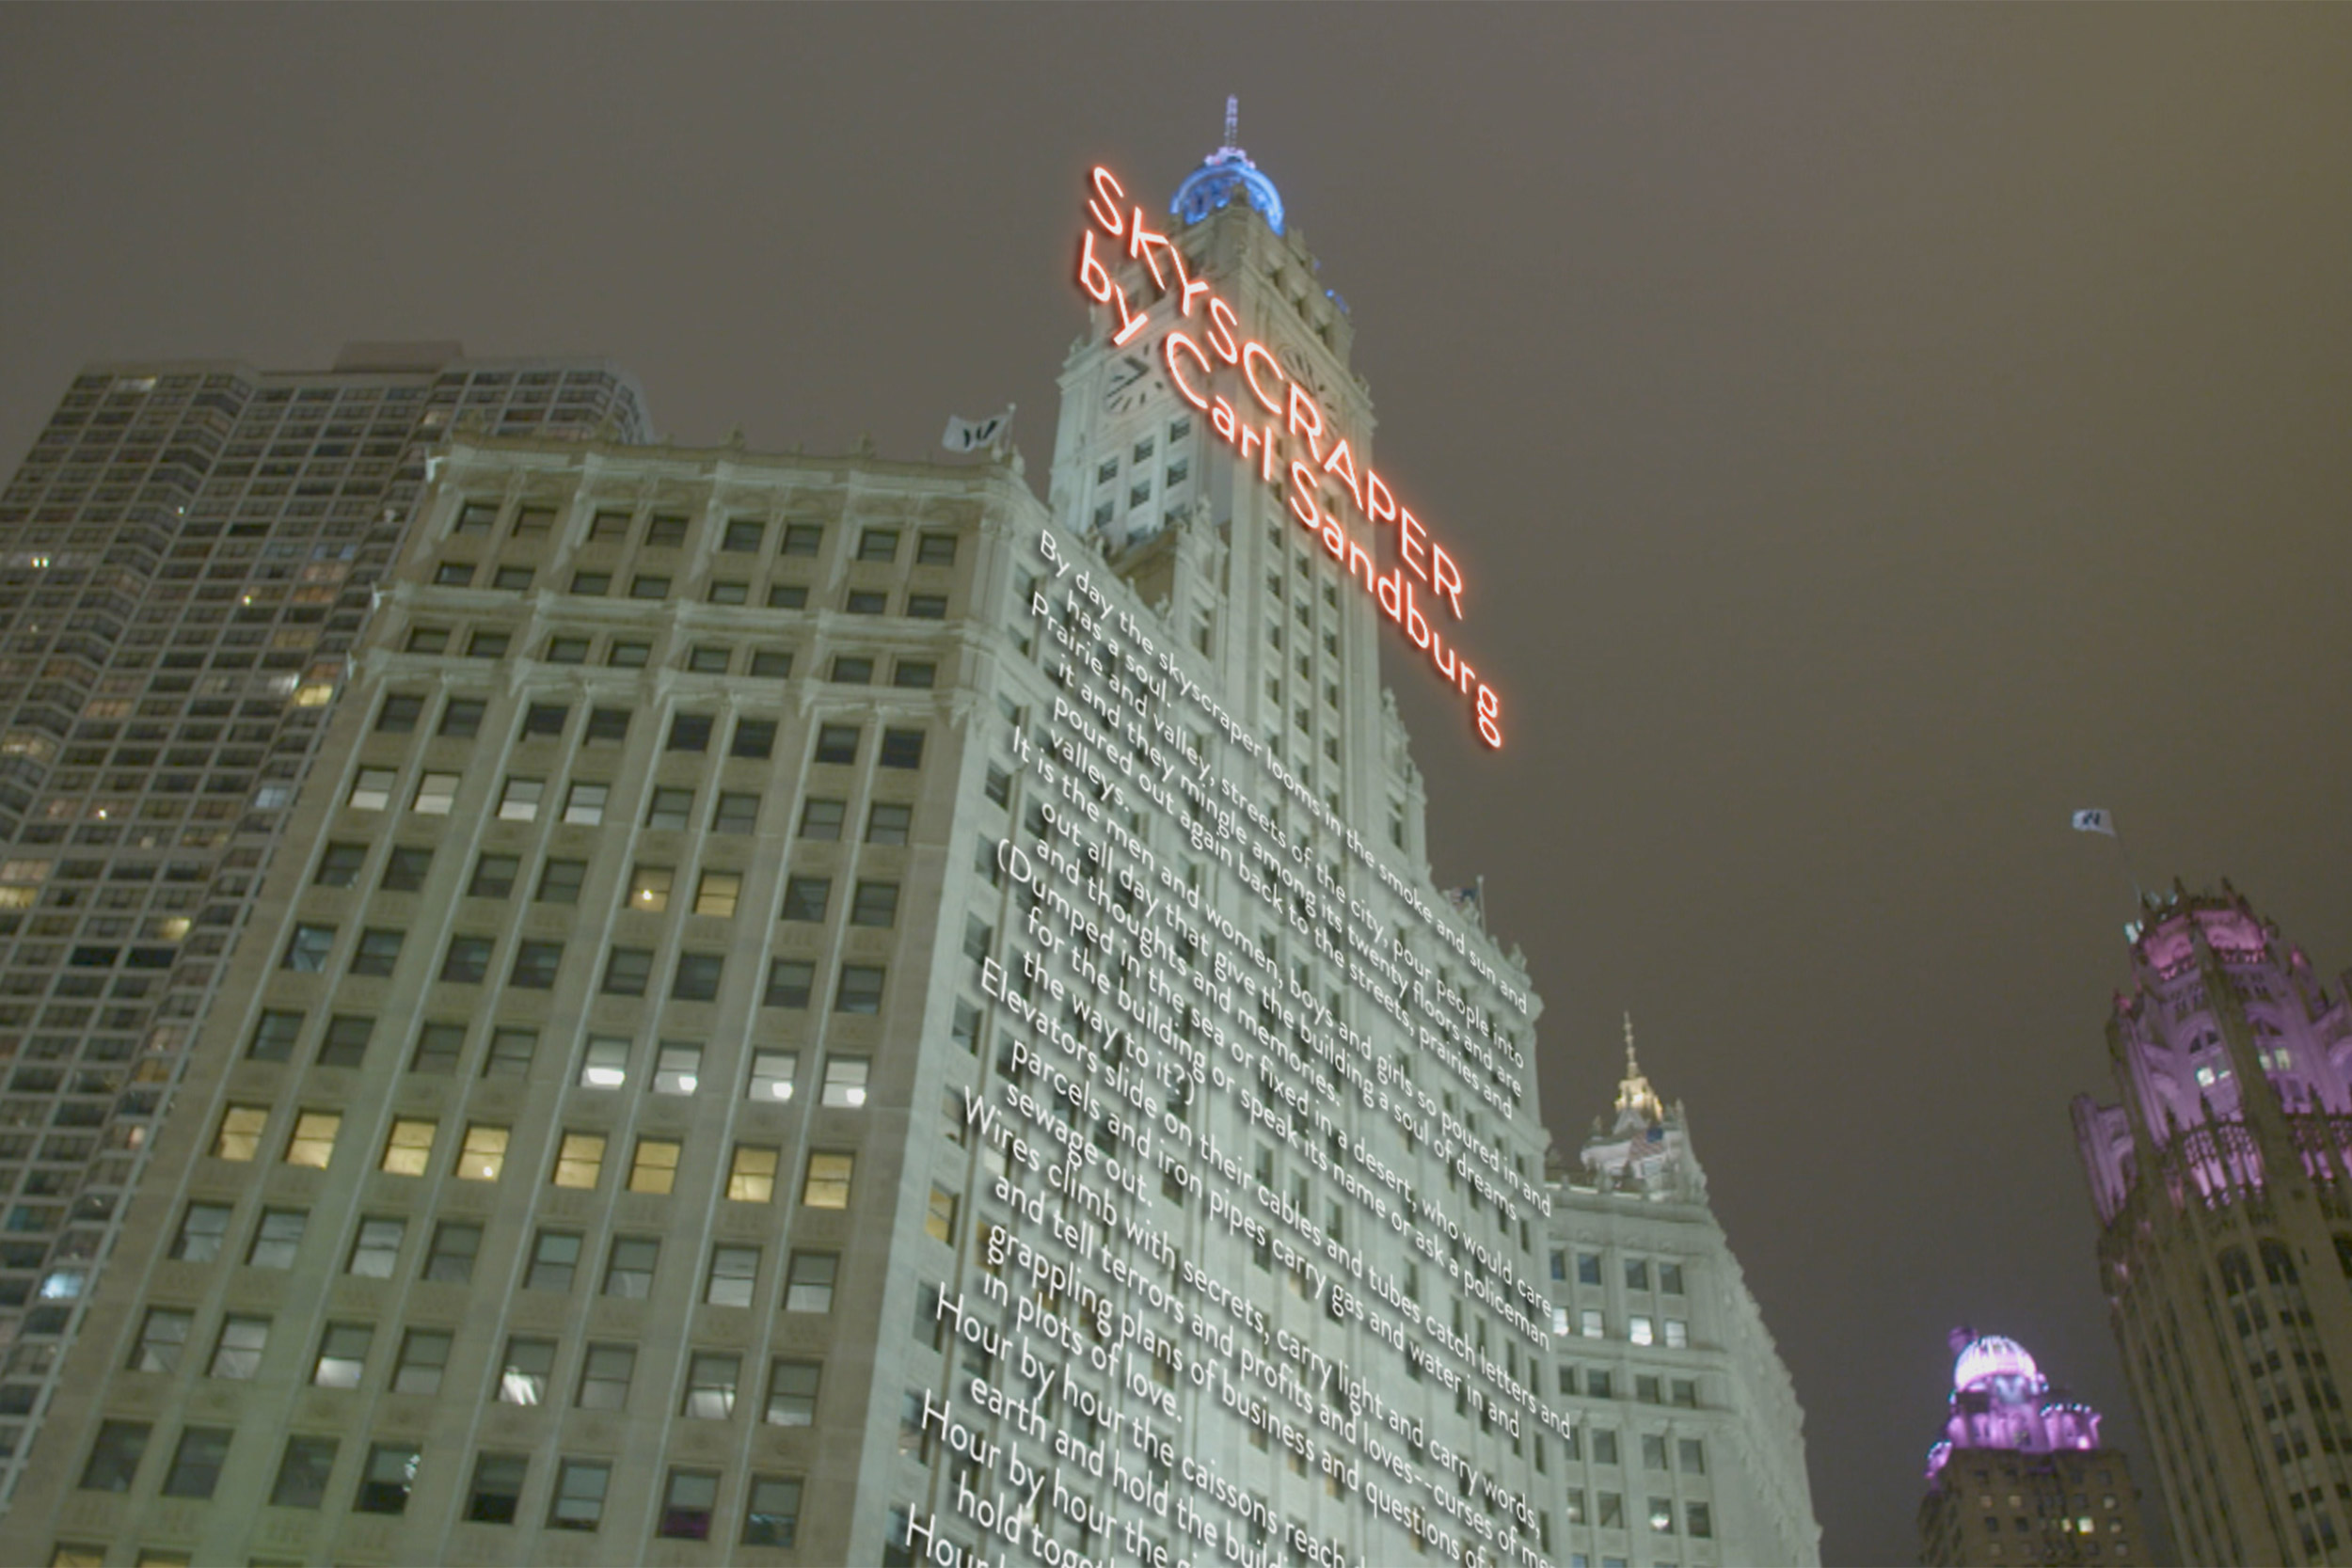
(1223, 95, 1239, 149)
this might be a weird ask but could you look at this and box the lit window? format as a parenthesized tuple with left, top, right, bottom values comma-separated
(694, 870, 741, 917)
(803, 1150, 853, 1209)
(821, 1055, 870, 1108)
(381, 1118, 436, 1176)
(456, 1123, 509, 1181)
(552, 1132, 605, 1189)
(727, 1146, 779, 1202)
(682, 1353, 739, 1419)
(413, 772, 460, 815)
(785, 1250, 836, 1312)
(629, 1138, 682, 1195)
(284, 1111, 340, 1168)
(563, 782, 608, 824)
(1663, 1318, 1688, 1349)
(1629, 1315, 1655, 1347)
(312, 1323, 372, 1388)
(628, 863, 674, 911)
(349, 768, 397, 811)
(578, 1036, 628, 1088)
(655, 1041, 702, 1094)
(208, 1315, 269, 1379)
(497, 777, 543, 821)
(750, 1049, 797, 1101)
(497, 1338, 554, 1405)
(925, 1186, 958, 1243)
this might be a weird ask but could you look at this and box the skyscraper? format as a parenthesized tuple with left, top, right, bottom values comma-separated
(1544, 1029, 1821, 1566)
(0, 345, 648, 1500)
(1915, 1328, 2148, 1566)
(3, 131, 1815, 1568)
(2074, 885, 2352, 1564)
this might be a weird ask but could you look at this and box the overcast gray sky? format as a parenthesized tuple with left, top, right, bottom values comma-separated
(5, 7, 2348, 1560)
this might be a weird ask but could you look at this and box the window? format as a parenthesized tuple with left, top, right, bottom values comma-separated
(284, 1110, 340, 1168)
(694, 869, 741, 916)
(1589, 1370, 1614, 1400)
(1627, 1259, 1649, 1291)
(803, 1150, 853, 1209)
(548, 1459, 611, 1530)
(546, 635, 589, 663)
(1581, 1308, 1604, 1338)
(160, 1425, 231, 1499)
(348, 1216, 404, 1277)
(822, 1055, 870, 1107)
(712, 791, 759, 833)
(316, 841, 367, 887)
(782, 523, 823, 556)
(1643, 1434, 1670, 1470)
(752, 644, 796, 672)
(469, 853, 519, 897)
(609, 640, 649, 668)
(570, 572, 611, 597)
(906, 594, 947, 620)
(377, 692, 425, 732)
(440, 934, 494, 983)
(651, 1040, 701, 1093)
(673, 951, 723, 1000)
(629, 1137, 681, 1195)
(850, 880, 898, 927)
(589, 509, 630, 542)
(561, 782, 608, 824)
(880, 728, 925, 768)
(603, 946, 653, 996)
(781, 875, 831, 922)
(438, 699, 486, 738)
(213, 1104, 268, 1161)
(895, 659, 937, 689)
(1688, 1502, 1712, 1539)
(351, 927, 404, 976)
(79, 1420, 150, 1492)
(537, 858, 586, 903)
(423, 1220, 480, 1282)
(171, 1202, 230, 1262)
(510, 940, 563, 989)
(750, 1048, 798, 1100)
(1661, 1262, 1685, 1294)
(628, 863, 674, 911)
(576, 1344, 632, 1409)
(1593, 1429, 1620, 1465)
(688, 644, 730, 673)
(857, 527, 900, 562)
(350, 768, 397, 811)
(408, 626, 451, 654)
(133, 1307, 194, 1372)
(831, 656, 875, 685)
(381, 1117, 436, 1176)
(644, 514, 688, 547)
(866, 801, 912, 844)
(764, 958, 814, 1008)
(743, 1476, 803, 1547)
(585, 705, 628, 742)
(269, 1435, 336, 1509)
(283, 923, 335, 972)
(723, 517, 765, 552)
(814, 723, 859, 764)
(707, 1244, 760, 1307)
(454, 500, 498, 536)
(468, 1452, 528, 1525)
(836, 964, 884, 1014)
(527, 1230, 582, 1291)
(603, 1237, 660, 1299)
(1629, 1315, 1655, 1347)
(497, 1338, 554, 1404)
(720, 721, 778, 764)
(496, 776, 543, 821)
(456, 1123, 508, 1180)
(786, 1250, 837, 1312)
(313, 1014, 374, 1069)
(728, 1146, 779, 1202)
(392, 1329, 452, 1395)
(413, 771, 460, 814)
(520, 702, 567, 737)
(925, 1185, 958, 1243)
(1678, 1437, 1706, 1474)
(411, 1022, 465, 1074)
(630, 575, 671, 600)
(579, 1035, 628, 1087)
(660, 1468, 720, 1540)
(916, 531, 958, 566)
(682, 1353, 739, 1418)
(208, 1315, 268, 1379)
(552, 1131, 605, 1188)
(249, 1009, 302, 1062)
(668, 713, 713, 752)
(512, 504, 555, 538)
(765, 1359, 819, 1425)
(312, 1323, 372, 1388)
(1673, 1378, 1699, 1408)
(800, 798, 846, 839)
(644, 786, 693, 829)
(380, 845, 433, 893)
(355, 1442, 419, 1514)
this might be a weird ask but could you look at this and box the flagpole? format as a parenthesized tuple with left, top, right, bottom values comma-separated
(2107, 821, 2145, 909)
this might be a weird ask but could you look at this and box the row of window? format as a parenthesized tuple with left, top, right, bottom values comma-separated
(1558, 1488, 1713, 1538)
(428, 557, 955, 622)
(1550, 1306, 1692, 1348)
(75, 1418, 804, 1542)
(1555, 1366, 1703, 1408)
(451, 500, 960, 573)
(1549, 1251, 1688, 1294)
(351, 734, 923, 819)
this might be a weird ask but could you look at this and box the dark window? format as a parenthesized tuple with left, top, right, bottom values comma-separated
(764, 959, 814, 1009)
(376, 693, 424, 733)
(814, 724, 859, 765)
(521, 702, 567, 738)
(732, 719, 777, 759)
(469, 1451, 528, 1525)
(767, 584, 809, 610)
(751, 645, 794, 673)
(570, 570, 611, 596)
(781, 877, 831, 922)
(916, 532, 958, 566)
(850, 881, 898, 927)
(906, 594, 947, 620)
(584, 706, 629, 742)
(549, 1459, 611, 1529)
(644, 514, 688, 548)
(283, 923, 335, 971)
(438, 698, 486, 738)
(469, 853, 518, 898)
(845, 590, 887, 615)
(743, 1476, 803, 1547)
(527, 1230, 583, 1292)
(604, 947, 654, 996)
(316, 841, 367, 887)
(79, 1420, 151, 1492)
(249, 1010, 302, 1062)
(511, 941, 564, 989)
(879, 729, 924, 768)
(434, 562, 475, 587)
(800, 798, 846, 839)
(837, 964, 885, 1015)
(317, 1014, 373, 1069)
(440, 935, 494, 983)
(673, 952, 724, 1002)
(895, 660, 936, 689)
(350, 928, 403, 976)
(354, 1442, 419, 1513)
(468, 630, 510, 658)
(831, 656, 874, 685)
(857, 528, 900, 562)
(270, 1435, 338, 1508)
(722, 518, 765, 552)
(162, 1425, 232, 1498)
(423, 1221, 481, 1283)
(412, 1022, 464, 1075)
(668, 713, 712, 752)
(537, 859, 586, 904)
(712, 792, 758, 834)
(781, 523, 823, 556)
(630, 575, 670, 600)
(381, 845, 432, 893)
(660, 1468, 720, 1540)
(645, 787, 693, 830)
(867, 802, 912, 844)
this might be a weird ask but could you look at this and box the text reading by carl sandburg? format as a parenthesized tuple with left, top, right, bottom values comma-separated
(1075, 166, 1506, 752)
(897, 525, 1557, 1568)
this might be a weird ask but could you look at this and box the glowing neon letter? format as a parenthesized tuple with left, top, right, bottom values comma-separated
(1321, 438, 1365, 514)
(1476, 684, 1502, 750)
(1077, 230, 1117, 304)
(1241, 341, 1286, 414)
(1207, 298, 1241, 364)
(1366, 471, 1397, 529)
(1088, 168, 1127, 236)
(1127, 209, 1176, 291)
(1285, 382, 1326, 463)
(1400, 509, 1430, 580)
(1432, 543, 1465, 619)
(1211, 396, 1238, 443)
(1287, 461, 1321, 529)
(1164, 332, 1211, 411)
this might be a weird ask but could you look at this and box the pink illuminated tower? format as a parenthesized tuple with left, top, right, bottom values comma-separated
(1915, 1328, 2148, 1565)
(2074, 885, 2352, 1565)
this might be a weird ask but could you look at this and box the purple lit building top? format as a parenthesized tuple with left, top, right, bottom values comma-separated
(1925, 1329, 2104, 1482)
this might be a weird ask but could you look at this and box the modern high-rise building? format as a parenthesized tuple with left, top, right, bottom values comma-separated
(0, 345, 649, 1500)
(2074, 886, 2352, 1565)
(1543, 1030, 1821, 1567)
(1915, 1328, 2149, 1566)
(2, 130, 1819, 1568)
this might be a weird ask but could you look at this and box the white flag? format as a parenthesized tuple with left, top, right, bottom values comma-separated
(2071, 809, 2116, 836)
(942, 408, 1012, 453)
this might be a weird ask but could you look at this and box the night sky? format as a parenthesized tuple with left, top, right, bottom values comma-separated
(6, 8, 2348, 1562)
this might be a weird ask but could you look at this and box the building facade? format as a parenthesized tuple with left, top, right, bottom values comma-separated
(1915, 1329, 2148, 1566)
(0, 345, 649, 1500)
(2074, 887, 2352, 1565)
(3, 135, 1820, 1568)
(1543, 1032, 1821, 1568)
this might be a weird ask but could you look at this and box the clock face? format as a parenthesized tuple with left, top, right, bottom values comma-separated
(1276, 340, 1329, 403)
(1103, 353, 1156, 416)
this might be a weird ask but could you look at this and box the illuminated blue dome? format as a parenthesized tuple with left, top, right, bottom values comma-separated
(1170, 98, 1284, 234)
